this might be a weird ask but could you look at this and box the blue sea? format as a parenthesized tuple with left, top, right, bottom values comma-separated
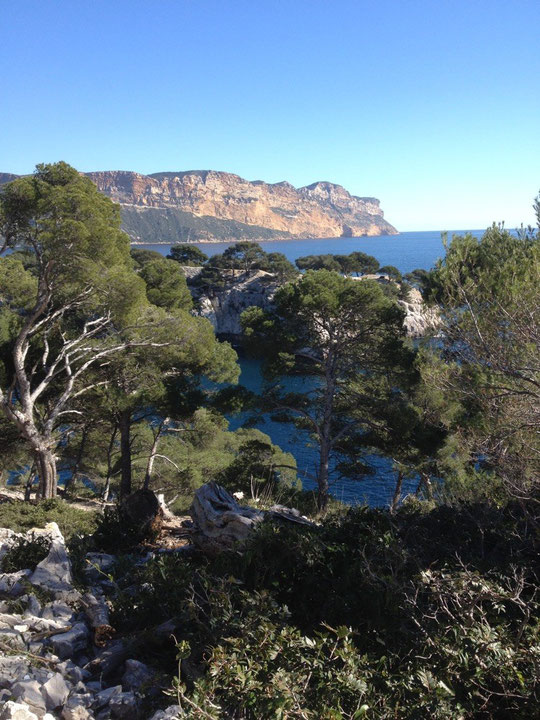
(135, 228, 489, 275)
(137, 229, 492, 506)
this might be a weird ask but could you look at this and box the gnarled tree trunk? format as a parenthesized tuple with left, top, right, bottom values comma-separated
(35, 446, 58, 499)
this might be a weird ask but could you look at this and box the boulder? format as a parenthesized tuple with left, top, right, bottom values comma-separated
(0, 656, 31, 689)
(0, 627, 26, 649)
(41, 600, 74, 623)
(49, 622, 89, 659)
(122, 659, 154, 690)
(56, 660, 90, 685)
(61, 697, 95, 720)
(92, 685, 122, 710)
(148, 707, 181, 720)
(0, 702, 39, 720)
(23, 594, 42, 618)
(10, 680, 47, 717)
(29, 524, 74, 596)
(0, 569, 31, 597)
(41, 672, 70, 710)
(109, 692, 138, 719)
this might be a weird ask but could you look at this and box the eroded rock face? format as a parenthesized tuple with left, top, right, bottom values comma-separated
(398, 287, 440, 338)
(193, 271, 438, 339)
(194, 269, 280, 335)
(85, 170, 397, 242)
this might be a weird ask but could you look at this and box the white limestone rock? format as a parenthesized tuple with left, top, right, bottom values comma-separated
(121, 659, 154, 690)
(10, 680, 47, 717)
(148, 707, 181, 720)
(61, 698, 96, 720)
(398, 287, 440, 338)
(0, 627, 25, 649)
(195, 270, 279, 335)
(0, 702, 39, 720)
(0, 569, 31, 597)
(41, 672, 70, 710)
(92, 685, 122, 710)
(109, 691, 138, 719)
(29, 524, 74, 596)
(49, 622, 89, 660)
(0, 656, 32, 689)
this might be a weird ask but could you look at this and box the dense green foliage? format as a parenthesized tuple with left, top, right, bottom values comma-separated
(242, 269, 409, 507)
(296, 251, 379, 276)
(424, 224, 539, 503)
(194, 242, 298, 289)
(167, 244, 209, 266)
(0, 163, 243, 500)
(1, 532, 51, 572)
(103, 501, 538, 719)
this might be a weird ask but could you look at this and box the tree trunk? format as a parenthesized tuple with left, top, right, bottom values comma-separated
(64, 427, 88, 496)
(24, 463, 36, 501)
(118, 410, 132, 499)
(34, 446, 58, 499)
(317, 440, 330, 511)
(102, 424, 118, 501)
(144, 418, 167, 490)
(390, 470, 404, 513)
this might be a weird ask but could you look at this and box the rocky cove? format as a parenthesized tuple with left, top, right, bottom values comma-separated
(185, 267, 438, 339)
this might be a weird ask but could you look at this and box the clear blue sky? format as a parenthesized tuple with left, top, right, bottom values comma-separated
(1, 0, 539, 230)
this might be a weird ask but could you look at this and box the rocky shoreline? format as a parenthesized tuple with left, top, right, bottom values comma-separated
(184, 268, 438, 339)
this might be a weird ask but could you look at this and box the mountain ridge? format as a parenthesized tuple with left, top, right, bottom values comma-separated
(1, 169, 398, 243)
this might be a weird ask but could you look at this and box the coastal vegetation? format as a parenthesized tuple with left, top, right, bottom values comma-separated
(0, 164, 538, 718)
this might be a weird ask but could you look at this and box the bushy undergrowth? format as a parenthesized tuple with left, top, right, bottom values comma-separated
(0, 498, 98, 540)
(92, 504, 160, 553)
(1, 533, 51, 572)
(106, 501, 538, 719)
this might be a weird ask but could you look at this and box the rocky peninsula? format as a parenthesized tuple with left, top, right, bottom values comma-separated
(1, 171, 397, 244)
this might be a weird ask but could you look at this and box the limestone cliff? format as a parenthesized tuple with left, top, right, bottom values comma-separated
(188, 268, 281, 336)
(187, 270, 436, 339)
(86, 170, 398, 243)
(0, 169, 397, 243)
(398, 287, 440, 338)
(0, 173, 20, 185)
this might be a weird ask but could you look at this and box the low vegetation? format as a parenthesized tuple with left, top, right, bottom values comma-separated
(100, 500, 538, 718)
(0, 497, 98, 540)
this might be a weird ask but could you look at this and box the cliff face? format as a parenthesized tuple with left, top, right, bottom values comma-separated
(187, 270, 436, 339)
(0, 169, 397, 243)
(0, 173, 20, 185)
(86, 170, 397, 242)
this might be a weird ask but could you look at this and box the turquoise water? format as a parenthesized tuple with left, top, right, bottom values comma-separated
(227, 356, 415, 507)
(136, 228, 489, 274)
(139, 229, 490, 506)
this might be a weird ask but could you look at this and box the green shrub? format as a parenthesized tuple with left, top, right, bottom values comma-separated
(92, 502, 161, 553)
(1, 534, 51, 572)
(95, 500, 538, 718)
(0, 498, 98, 540)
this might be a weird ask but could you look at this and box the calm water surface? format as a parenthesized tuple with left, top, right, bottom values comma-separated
(140, 229, 488, 506)
(136, 228, 489, 274)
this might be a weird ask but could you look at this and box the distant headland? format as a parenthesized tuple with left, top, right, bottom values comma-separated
(0, 170, 398, 244)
